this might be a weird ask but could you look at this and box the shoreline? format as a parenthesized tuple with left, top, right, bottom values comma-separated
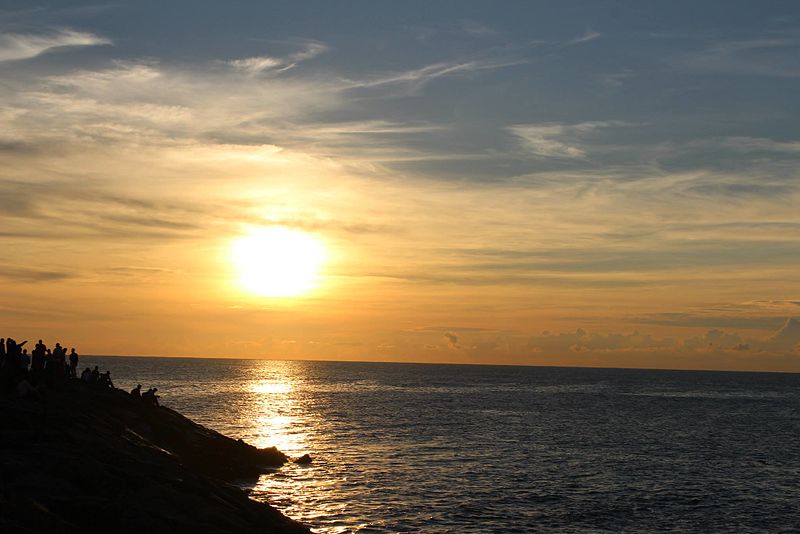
(0, 378, 310, 533)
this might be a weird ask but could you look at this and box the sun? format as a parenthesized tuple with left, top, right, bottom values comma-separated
(232, 227, 326, 297)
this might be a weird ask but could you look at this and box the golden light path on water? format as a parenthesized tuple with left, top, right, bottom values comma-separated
(237, 364, 364, 533)
(248, 379, 305, 454)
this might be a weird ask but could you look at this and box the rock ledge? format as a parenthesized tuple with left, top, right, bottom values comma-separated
(0, 380, 310, 533)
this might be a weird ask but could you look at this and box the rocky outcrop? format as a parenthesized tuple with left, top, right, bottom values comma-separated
(0, 380, 310, 533)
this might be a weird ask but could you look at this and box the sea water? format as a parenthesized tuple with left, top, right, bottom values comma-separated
(84, 357, 800, 532)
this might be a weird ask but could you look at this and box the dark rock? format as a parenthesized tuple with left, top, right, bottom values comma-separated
(294, 454, 313, 465)
(0, 380, 310, 533)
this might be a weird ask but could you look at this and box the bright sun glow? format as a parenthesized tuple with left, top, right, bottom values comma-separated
(232, 227, 326, 297)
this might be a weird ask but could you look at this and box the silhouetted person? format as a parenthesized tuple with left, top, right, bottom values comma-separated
(80, 367, 92, 382)
(142, 387, 159, 406)
(3, 338, 27, 389)
(31, 340, 46, 381)
(53, 343, 66, 376)
(7, 339, 26, 369)
(90, 366, 100, 383)
(130, 384, 142, 398)
(0, 338, 5, 364)
(68, 348, 79, 378)
(99, 371, 114, 388)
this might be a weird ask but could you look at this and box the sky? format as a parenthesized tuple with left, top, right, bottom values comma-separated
(1, 0, 800, 371)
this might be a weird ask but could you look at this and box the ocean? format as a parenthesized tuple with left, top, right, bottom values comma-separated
(83, 357, 800, 533)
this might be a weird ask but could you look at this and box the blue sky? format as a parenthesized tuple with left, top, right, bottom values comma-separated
(1, 1, 799, 368)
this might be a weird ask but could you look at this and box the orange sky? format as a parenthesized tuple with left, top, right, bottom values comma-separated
(1, 3, 800, 371)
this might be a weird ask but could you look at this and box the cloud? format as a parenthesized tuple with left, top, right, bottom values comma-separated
(695, 136, 800, 154)
(228, 40, 328, 75)
(523, 319, 800, 361)
(444, 332, 461, 350)
(0, 179, 213, 242)
(683, 329, 746, 351)
(414, 326, 500, 333)
(683, 320, 800, 354)
(683, 37, 800, 77)
(458, 20, 497, 37)
(348, 56, 526, 93)
(228, 56, 284, 74)
(507, 121, 625, 158)
(0, 29, 110, 62)
(528, 328, 676, 354)
(598, 70, 634, 89)
(566, 30, 601, 46)
(633, 312, 787, 330)
(768, 317, 800, 350)
(0, 265, 74, 282)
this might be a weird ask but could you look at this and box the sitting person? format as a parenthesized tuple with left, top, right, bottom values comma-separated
(130, 384, 142, 398)
(80, 367, 92, 382)
(142, 387, 160, 407)
(99, 371, 114, 388)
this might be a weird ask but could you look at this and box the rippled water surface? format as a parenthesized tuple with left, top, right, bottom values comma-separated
(85, 357, 800, 532)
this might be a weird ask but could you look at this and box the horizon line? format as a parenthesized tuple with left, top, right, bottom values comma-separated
(83, 354, 800, 376)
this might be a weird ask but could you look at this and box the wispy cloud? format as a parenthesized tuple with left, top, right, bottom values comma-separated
(347, 57, 526, 93)
(566, 30, 601, 46)
(228, 40, 328, 75)
(507, 121, 625, 158)
(228, 56, 284, 74)
(598, 69, 634, 89)
(693, 136, 800, 154)
(682, 37, 800, 77)
(0, 265, 75, 282)
(0, 29, 110, 61)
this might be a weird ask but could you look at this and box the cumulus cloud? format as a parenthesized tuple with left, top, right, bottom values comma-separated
(0, 29, 110, 61)
(528, 328, 676, 353)
(524, 319, 800, 360)
(683, 329, 746, 351)
(444, 332, 461, 350)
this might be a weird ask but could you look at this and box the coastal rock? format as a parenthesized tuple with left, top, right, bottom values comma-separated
(0, 380, 310, 533)
(294, 454, 313, 465)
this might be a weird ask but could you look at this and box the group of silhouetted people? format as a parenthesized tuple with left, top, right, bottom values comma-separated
(0, 336, 158, 403)
(129, 383, 160, 406)
(78, 365, 114, 388)
(0, 337, 83, 394)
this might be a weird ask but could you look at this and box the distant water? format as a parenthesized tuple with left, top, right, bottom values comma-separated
(85, 357, 800, 532)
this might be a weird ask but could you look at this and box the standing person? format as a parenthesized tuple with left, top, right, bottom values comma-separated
(0, 338, 5, 366)
(68, 348, 79, 378)
(31, 340, 46, 383)
(51, 343, 65, 385)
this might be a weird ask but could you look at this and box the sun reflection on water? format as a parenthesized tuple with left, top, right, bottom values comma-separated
(235, 362, 340, 530)
(244, 377, 308, 455)
(250, 380, 293, 395)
